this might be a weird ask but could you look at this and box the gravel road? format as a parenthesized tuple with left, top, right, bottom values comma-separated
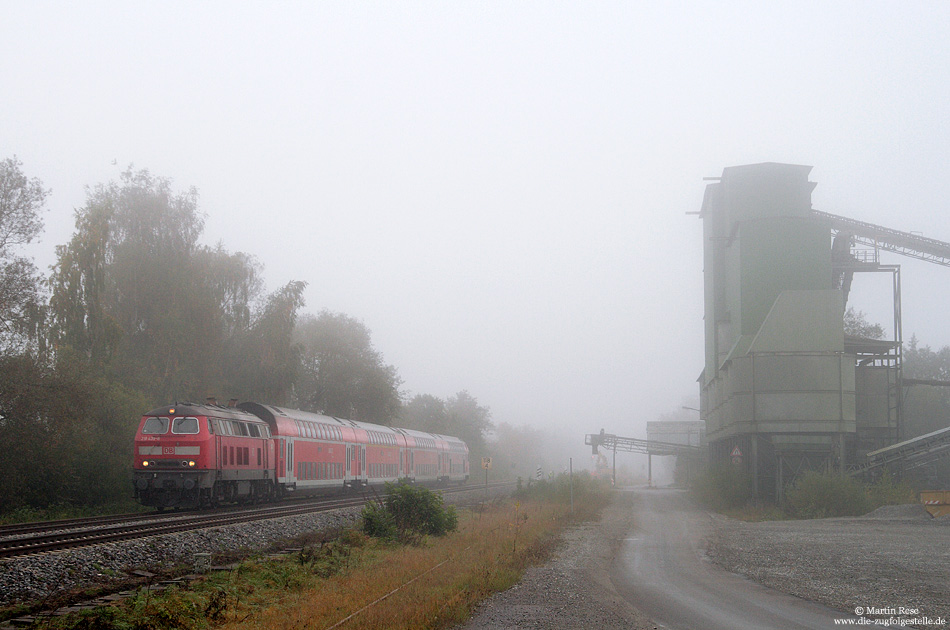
(461, 489, 950, 630)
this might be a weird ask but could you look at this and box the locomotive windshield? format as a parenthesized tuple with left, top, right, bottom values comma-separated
(142, 416, 169, 434)
(172, 417, 200, 434)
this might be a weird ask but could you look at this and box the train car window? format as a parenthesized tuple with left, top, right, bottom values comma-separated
(248, 424, 261, 438)
(236, 422, 249, 436)
(172, 417, 199, 434)
(142, 417, 169, 434)
(208, 418, 215, 434)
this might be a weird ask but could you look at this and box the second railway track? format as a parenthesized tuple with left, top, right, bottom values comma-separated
(0, 483, 511, 559)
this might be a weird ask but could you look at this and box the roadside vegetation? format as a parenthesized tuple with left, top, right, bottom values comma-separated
(26, 475, 610, 630)
(691, 464, 916, 521)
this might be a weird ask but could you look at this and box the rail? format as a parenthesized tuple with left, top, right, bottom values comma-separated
(0, 483, 508, 558)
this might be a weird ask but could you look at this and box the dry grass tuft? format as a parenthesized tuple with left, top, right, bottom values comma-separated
(221, 499, 574, 630)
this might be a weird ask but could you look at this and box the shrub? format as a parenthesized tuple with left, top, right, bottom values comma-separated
(867, 469, 916, 507)
(361, 499, 398, 540)
(361, 482, 458, 543)
(784, 471, 870, 518)
(690, 464, 753, 510)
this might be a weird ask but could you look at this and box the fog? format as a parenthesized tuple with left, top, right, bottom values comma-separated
(3, 2, 949, 459)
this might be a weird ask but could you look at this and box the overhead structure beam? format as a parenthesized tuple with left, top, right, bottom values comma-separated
(586, 431, 703, 487)
(585, 432, 703, 456)
(848, 425, 950, 477)
(815, 209, 950, 267)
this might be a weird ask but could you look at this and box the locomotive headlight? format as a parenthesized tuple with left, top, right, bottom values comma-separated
(142, 460, 149, 467)
(188, 460, 196, 467)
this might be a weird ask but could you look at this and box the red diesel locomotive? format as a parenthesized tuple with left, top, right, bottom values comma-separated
(133, 400, 470, 509)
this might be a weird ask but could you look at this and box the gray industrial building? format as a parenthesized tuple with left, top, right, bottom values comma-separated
(698, 163, 910, 501)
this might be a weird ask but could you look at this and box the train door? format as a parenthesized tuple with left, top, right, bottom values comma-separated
(410, 450, 415, 479)
(350, 445, 357, 479)
(278, 439, 286, 482)
(399, 448, 404, 477)
(286, 438, 295, 483)
(345, 445, 351, 483)
(360, 445, 366, 480)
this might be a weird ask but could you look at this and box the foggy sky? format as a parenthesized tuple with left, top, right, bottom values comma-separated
(3, 2, 949, 448)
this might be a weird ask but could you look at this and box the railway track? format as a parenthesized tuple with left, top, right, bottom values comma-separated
(0, 483, 509, 559)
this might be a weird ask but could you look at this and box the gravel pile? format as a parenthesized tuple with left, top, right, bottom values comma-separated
(0, 487, 502, 607)
(706, 507, 950, 623)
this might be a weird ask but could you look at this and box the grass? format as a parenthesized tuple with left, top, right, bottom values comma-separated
(35, 477, 611, 630)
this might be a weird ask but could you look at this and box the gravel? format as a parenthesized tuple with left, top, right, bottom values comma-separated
(0, 486, 505, 607)
(705, 503, 950, 623)
(9, 487, 942, 630)
(459, 493, 654, 630)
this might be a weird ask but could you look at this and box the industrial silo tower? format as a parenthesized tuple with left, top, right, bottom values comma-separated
(699, 163, 897, 500)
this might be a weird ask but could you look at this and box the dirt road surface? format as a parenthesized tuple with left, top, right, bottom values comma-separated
(612, 489, 858, 629)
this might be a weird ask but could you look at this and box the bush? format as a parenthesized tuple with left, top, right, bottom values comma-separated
(867, 469, 916, 507)
(361, 482, 458, 543)
(360, 500, 398, 540)
(784, 471, 870, 518)
(690, 464, 753, 510)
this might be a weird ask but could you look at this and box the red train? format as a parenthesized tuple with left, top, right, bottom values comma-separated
(132, 400, 470, 509)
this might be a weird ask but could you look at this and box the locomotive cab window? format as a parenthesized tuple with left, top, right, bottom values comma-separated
(172, 417, 199, 434)
(142, 417, 169, 434)
(248, 424, 261, 438)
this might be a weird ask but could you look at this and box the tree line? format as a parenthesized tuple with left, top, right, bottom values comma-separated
(0, 159, 491, 511)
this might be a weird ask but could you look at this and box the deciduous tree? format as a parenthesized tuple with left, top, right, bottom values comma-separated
(294, 311, 402, 423)
(0, 157, 48, 354)
(48, 168, 264, 401)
